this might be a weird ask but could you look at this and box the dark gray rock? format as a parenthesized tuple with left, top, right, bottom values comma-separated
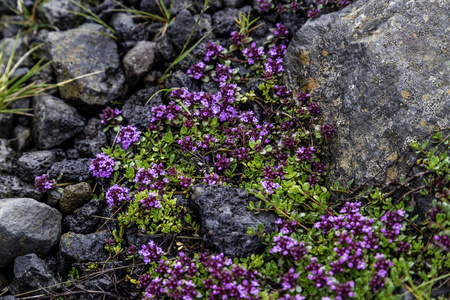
(189, 185, 277, 258)
(46, 23, 127, 106)
(0, 113, 14, 139)
(59, 231, 112, 262)
(139, 0, 171, 15)
(0, 139, 16, 173)
(47, 189, 61, 207)
(284, 0, 450, 185)
(167, 9, 199, 51)
(48, 158, 91, 182)
(0, 198, 62, 268)
(164, 70, 200, 92)
(1, 37, 33, 67)
(42, 0, 84, 31)
(212, 7, 240, 37)
(223, 0, 246, 8)
(60, 182, 93, 215)
(123, 41, 157, 85)
(0, 174, 42, 200)
(13, 253, 57, 294)
(121, 87, 163, 131)
(155, 35, 177, 69)
(63, 199, 103, 234)
(11, 125, 32, 155)
(33, 94, 86, 149)
(73, 118, 108, 158)
(17, 149, 65, 183)
(110, 12, 151, 53)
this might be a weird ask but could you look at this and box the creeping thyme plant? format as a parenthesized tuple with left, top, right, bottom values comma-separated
(256, 0, 354, 19)
(36, 9, 450, 300)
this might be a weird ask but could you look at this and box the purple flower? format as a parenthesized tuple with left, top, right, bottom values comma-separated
(321, 124, 336, 139)
(281, 268, 299, 290)
(117, 125, 140, 149)
(204, 41, 224, 61)
(274, 23, 289, 39)
(90, 153, 115, 178)
(186, 61, 207, 80)
(213, 64, 234, 82)
(230, 31, 245, 44)
(242, 42, 264, 65)
(179, 175, 192, 188)
(268, 44, 287, 59)
(297, 91, 311, 103)
(290, 0, 301, 12)
(308, 102, 321, 116)
(35, 174, 55, 192)
(105, 184, 130, 207)
(215, 154, 230, 171)
(261, 180, 281, 195)
(139, 240, 164, 264)
(177, 136, 197, 153)
(308, 8, 321, 19)
(263, 57, 284, 79)
(100, 107, 121, 125)
(296, 146, 316, 162)
(257, 0, 272, 12)
(140, 191, 161, 209)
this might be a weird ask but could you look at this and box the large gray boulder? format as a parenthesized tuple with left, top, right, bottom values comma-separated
(33, 94, 86, 149)
(189, 185, 277, 258)
(0, 198, 62, 268)
(46, 23, 127, 106)
(284, 0, 449, 185)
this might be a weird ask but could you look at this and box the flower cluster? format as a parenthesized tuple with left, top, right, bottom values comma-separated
(230, 31, 245, 44)
(177, 136, 197, 153)
(213, 64, 234, 82)
(133, 163, 169, 193)
(296, 146, 316, 162)
(186, 61, 207, 80)
(140, 191, 161, 209)
(117, 125, 140, 149)
(100, 107, 121, 125)
(270, 234, 308, 260)
(273, 23, 289, 39)
(105, 185, 130, 207)
(215, 154, 230, 171)
(321, 124, 336, 139)
(34, 174, 55, 192)
(204, 41, 224, 62)
(90, 153, 115, 178)
(242, 42, 264, 65)
(380, 209, 405, 243)
(139, 240, 164, 264)
(369, 254, 394, 291)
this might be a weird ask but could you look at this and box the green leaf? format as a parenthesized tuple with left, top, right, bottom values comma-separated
(248, 201, 255, 210)
(257, 223, 264, 233)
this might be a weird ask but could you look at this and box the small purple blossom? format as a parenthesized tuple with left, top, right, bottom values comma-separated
(261, 180, 281, 195)
(213, 64, 234, 82)
(215, 154, 230, 171)
(263, 57, 284, 79)
(274, 23, 289, 39)
(140, 191, 161, 209)
(204, 41, 224, 62)
(268, 44, 287, 59)
(257, 0, 272, 12)
(117, 125, 140, 149)
(35, 174, 55, 192)
(90, 153, 115, 178)
(139, 240, 164, 264)
(297, 91, 311, 103)
(308, 102, 321, 116)
(187, 61, 207, 80)
(308, 8, 321, 19)
(321, 124, 336, 139)
(230, 31, 245, 44)
(179, 175, 192, 188)
(105, 185, 130, 207)
(177, 136, 197, 153)
(281, 268, 299, 290)
(242, 42, 264, 65)
(100, 107, 121, 125)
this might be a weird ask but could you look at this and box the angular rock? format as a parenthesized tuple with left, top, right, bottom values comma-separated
(163, 70, 200, 93)
(167, 9, 199, 51)
(284, 0, 450, 185)
(13, 253, 57, 294)
(0, 198, 62, 268)
(46, 23, 127, 106)
(42, 0, 84, 31)
(212, 8, 240, 37)
(17, 149, 65, 182)
(73, 119, 108, 158)
(121, 87, 163, 131)
(33, 94, 86, 149)
(189, 185, 277, 258)
(0, 174, 42, 200)
(155, 35, 177, 69)
(59, 231, 112, 262)
(123, 41, 157, 85)
(110, 12, 151, 53)
(60, 182, 93, 215)
(0, 139, 16, 173)
(48, 158, 91, 182)
(63, 199, 103, 234)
